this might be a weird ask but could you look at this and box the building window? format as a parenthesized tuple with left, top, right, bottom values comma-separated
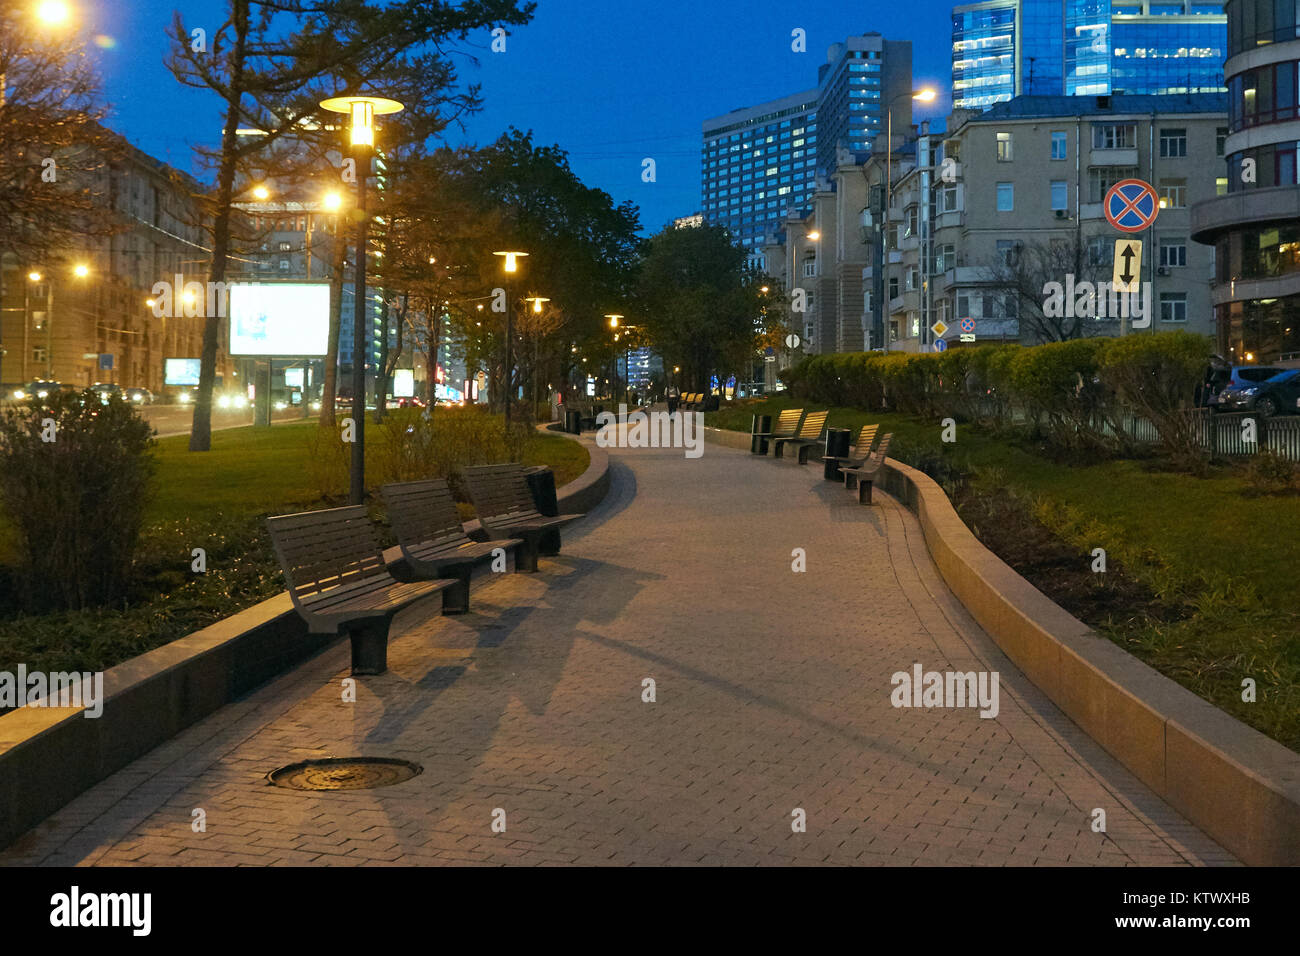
(1216, 127, 1228, 156)
(904, 204, 918, 237)
(938, 182, 959, 212)
(279, 259, 291, 271)
(1159, 239, 1187, 267)
(905, 268, 919, 291)
(1086, 236, 1108, 267)
(1051, 131, 1067, 160)
(889, 276, 899, 299)
(996, 182, 1014, 211)
(1159, 292, 1187, 322)
(957, 293, 971, 317)
(1088, 166, 1139, 202)
(1050, 181, 1069, 210)
(996, 131, 1013, 161)
(1159, 128, 1187, 158)
(278, 241, 292, 252)
(1091, 123, 1137, 149)
(33, 345, 48, 364)
(997, 239, 1018, 265)
(1158, 178, 1187, 208)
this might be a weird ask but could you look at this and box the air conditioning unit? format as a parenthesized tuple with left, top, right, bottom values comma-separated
(1054, 209, 1068, 219)
(1157, 266, 1170, 276)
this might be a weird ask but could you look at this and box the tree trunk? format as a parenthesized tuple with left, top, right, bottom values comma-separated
(189, 0, 249, 452)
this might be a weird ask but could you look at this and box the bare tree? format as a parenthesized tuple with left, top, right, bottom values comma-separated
(978, 235, 1114, 343)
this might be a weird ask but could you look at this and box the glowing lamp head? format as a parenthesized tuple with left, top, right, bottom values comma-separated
(807, 230, 820, 241)
(606, 313, 623, 328)
(36, 1, 71, 26)
(319, 94, 404, 150)
(73, 264, 89, 278)
(323, 191, 342, 212)
(28, 271, 42, 282)
(914, 88, 937, 102)
(252, 184, 270, 201)
(494, 250, 528, 273)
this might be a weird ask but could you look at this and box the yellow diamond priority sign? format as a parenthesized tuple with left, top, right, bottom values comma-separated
(930, 320, 949, 338)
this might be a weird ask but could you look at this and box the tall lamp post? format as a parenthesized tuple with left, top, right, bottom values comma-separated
(881, 87, 936, 352)
(493, 250, 528, 428)
(319, 92, 404, 505)
(523, 296, 550, 415)
(605, 314, 626, 404)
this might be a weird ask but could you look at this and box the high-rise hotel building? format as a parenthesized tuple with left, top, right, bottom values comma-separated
(952, 1, 1227, 110)
(700, 34, 912, 261)
(1192, 0, 1300, 362)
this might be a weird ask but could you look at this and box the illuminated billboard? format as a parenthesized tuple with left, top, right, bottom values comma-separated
(284, 368, 305, 388)
(392, 368, 414, 398)
(228, 282, 330, 356)
(164, 358, 202, 386)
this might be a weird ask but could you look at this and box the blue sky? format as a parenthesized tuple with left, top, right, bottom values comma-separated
(86, 0, 953, 234)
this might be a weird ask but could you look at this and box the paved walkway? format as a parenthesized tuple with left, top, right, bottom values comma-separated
(2, 432, 1235, 865)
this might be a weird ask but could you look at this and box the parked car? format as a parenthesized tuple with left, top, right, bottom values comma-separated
(1217, 368, 1300, 416)
(123, 386, 154, 404)
(1204, 364, 1285, 407)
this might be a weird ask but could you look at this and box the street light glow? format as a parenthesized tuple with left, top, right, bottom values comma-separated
(319, 94, 405, 149)
(526, 296, 551, 313)
(323, 191, 342, 211)
(913, 88, 937, 102)
(73, 264, 89, 278)
(35, 1, 72, 26)
(606, 313, 624, 328)
(252, 184, 270, 201)
(807, 230, 820, 241)
(28, 271, 42, 282)
(494, 250, 529, 273)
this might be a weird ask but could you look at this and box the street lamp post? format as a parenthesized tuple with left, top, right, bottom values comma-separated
(493, 251, 528, 428)
(881, 87, 936, 352)
(523, 296, 550, 417)
(605, 314, 626, 404)
(320, 93, 404, 505)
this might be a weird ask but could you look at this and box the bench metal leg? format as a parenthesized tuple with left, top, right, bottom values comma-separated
(844, 472, 858, 491)
(349, 619, 390, 675)
(517, 535, 541, 572)
(858, 479, 874, 505)
(439, 565, 472, 614)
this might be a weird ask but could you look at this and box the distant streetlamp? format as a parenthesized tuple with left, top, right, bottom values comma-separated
(320, 92, 404, 504)
(251, 184, 271, 201)
(493, 250, 529, 427)
(524, 296, 551, 413)
(881, 87, 936, 351)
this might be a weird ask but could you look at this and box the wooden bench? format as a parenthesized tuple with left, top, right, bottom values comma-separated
(842, 433, 893, 504)
(381, 478, 523, 613)
(463, 463, 584, 572)
(680, 392, 701, 410)
(266, 505, 456, 675)
(772, 409, 829, 463)
(755, 408, 803, 455)
(821, 423, 879, 481)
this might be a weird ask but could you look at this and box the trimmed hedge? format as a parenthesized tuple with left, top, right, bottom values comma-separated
(781, 331, 1213, 458)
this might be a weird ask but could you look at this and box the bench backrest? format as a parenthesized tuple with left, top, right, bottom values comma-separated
(381, 478, 467, 551)
(871, 433, 893, 466)
(266, 506, 393, 609)
(463, 463, 540, 525)
(796, 409, 828, 440)
(773, 408, 803, 438)
(853, 424, 879, 452)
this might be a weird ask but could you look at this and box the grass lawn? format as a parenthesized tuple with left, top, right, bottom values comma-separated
(0, 418, 589, 677)
(710, 396, 1300, 751)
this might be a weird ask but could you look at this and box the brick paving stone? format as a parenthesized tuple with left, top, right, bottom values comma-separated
(0, 434, 1240, 866)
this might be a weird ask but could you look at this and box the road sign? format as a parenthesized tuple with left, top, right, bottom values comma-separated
(785, 333, 800, 349)
(764, 346, 775, 356)
(764, 355, 776, 363)
(930, 320, 949, 338)
(1112, 238, 1143, 293)
(933, 338, 948, 352)
(960, 333, 976, 343)
(98, 353, 114, 371)
(959, 317, 975, 334)
(1104, 178, 1159, 233)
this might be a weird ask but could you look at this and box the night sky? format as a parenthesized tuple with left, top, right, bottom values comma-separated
(86, 0, 952, 234)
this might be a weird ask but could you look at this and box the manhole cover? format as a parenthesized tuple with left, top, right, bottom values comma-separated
(267, 757, 423, 791)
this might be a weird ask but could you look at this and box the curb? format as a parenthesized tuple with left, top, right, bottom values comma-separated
(706, 423, 1300, 866)
(0, 438, 612, 853)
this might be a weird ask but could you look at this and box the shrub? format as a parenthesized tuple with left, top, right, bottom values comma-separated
(1007, 337, 1115, 453)
(1098, 331, 1212, 469)
(1244, 449, 1300, 496)
(0, 391, 155, 611)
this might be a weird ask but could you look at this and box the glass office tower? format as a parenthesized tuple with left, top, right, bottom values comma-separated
(952, 0, 1226, 109)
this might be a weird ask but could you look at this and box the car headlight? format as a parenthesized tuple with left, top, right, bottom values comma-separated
(13, 390, 25, 400)
(178, 392, 191, 403)
(274, 401, 287, 411)
(37, 390, 48, 398)
(235, 396, 248, 409)
(1241, 387, 1259, 395)
(217, 395, 231, 408)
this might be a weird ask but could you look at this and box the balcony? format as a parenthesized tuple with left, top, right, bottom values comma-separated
(1190, 185, 1300, 244)
(1089, 147, 1139, 166)
(935, 209, 965, 231)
